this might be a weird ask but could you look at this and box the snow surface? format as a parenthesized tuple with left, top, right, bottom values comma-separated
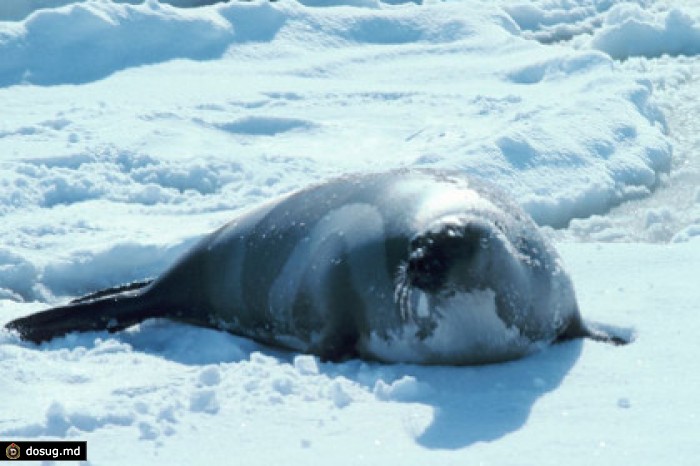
(1, 0, 699, 464)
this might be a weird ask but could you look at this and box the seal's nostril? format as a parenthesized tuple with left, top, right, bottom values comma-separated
(407, 254, 446, 292)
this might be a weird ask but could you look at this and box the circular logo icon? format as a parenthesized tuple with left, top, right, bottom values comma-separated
(6, 443, 20, 460)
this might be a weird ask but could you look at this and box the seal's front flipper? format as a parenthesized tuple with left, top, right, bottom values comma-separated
(583, 322, 633, 346)
(556, 316, 632, 346)
(6, 285, 162, 344)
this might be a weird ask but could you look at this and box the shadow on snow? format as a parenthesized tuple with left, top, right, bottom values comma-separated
(8, 317, 582, 449)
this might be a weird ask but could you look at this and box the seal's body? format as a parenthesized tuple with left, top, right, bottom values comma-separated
(6, 169, 622, 365)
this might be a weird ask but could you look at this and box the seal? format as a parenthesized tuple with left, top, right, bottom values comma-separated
(5, 169, 625, 365)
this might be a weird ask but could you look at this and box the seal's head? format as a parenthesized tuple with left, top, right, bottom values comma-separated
(394, 215, 515, 330)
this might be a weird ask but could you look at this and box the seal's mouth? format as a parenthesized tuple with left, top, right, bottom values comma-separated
(394, 262, 453, 321)
(395, 263, 458, 340)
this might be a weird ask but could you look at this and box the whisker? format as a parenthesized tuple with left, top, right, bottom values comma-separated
(394, 262, 412, 322)
(401, 285, 411, 321)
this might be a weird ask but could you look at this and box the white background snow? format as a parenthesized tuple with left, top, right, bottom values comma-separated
(1, 0, 699, 464)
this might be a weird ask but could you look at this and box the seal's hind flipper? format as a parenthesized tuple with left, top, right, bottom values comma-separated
(6, 284, 162, 344)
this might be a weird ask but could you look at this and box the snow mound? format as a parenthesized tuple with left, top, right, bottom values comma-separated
(0, 0, 515, 87)
(503, 1, 700, 61)
(585, 4, 700, 60)
(0, 1, 234, 86)
(672, 223, 700, 243)
(503, 0, 614, 44)
(0, 249, 39, 301)
(373, 375, 431, 402)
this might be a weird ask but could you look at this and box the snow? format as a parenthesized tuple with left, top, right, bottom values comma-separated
(1, 0, 699, 464)
(585, 5, 700, 60)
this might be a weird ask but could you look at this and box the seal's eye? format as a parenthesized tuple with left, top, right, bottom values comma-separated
(445, 226, 459, 238)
